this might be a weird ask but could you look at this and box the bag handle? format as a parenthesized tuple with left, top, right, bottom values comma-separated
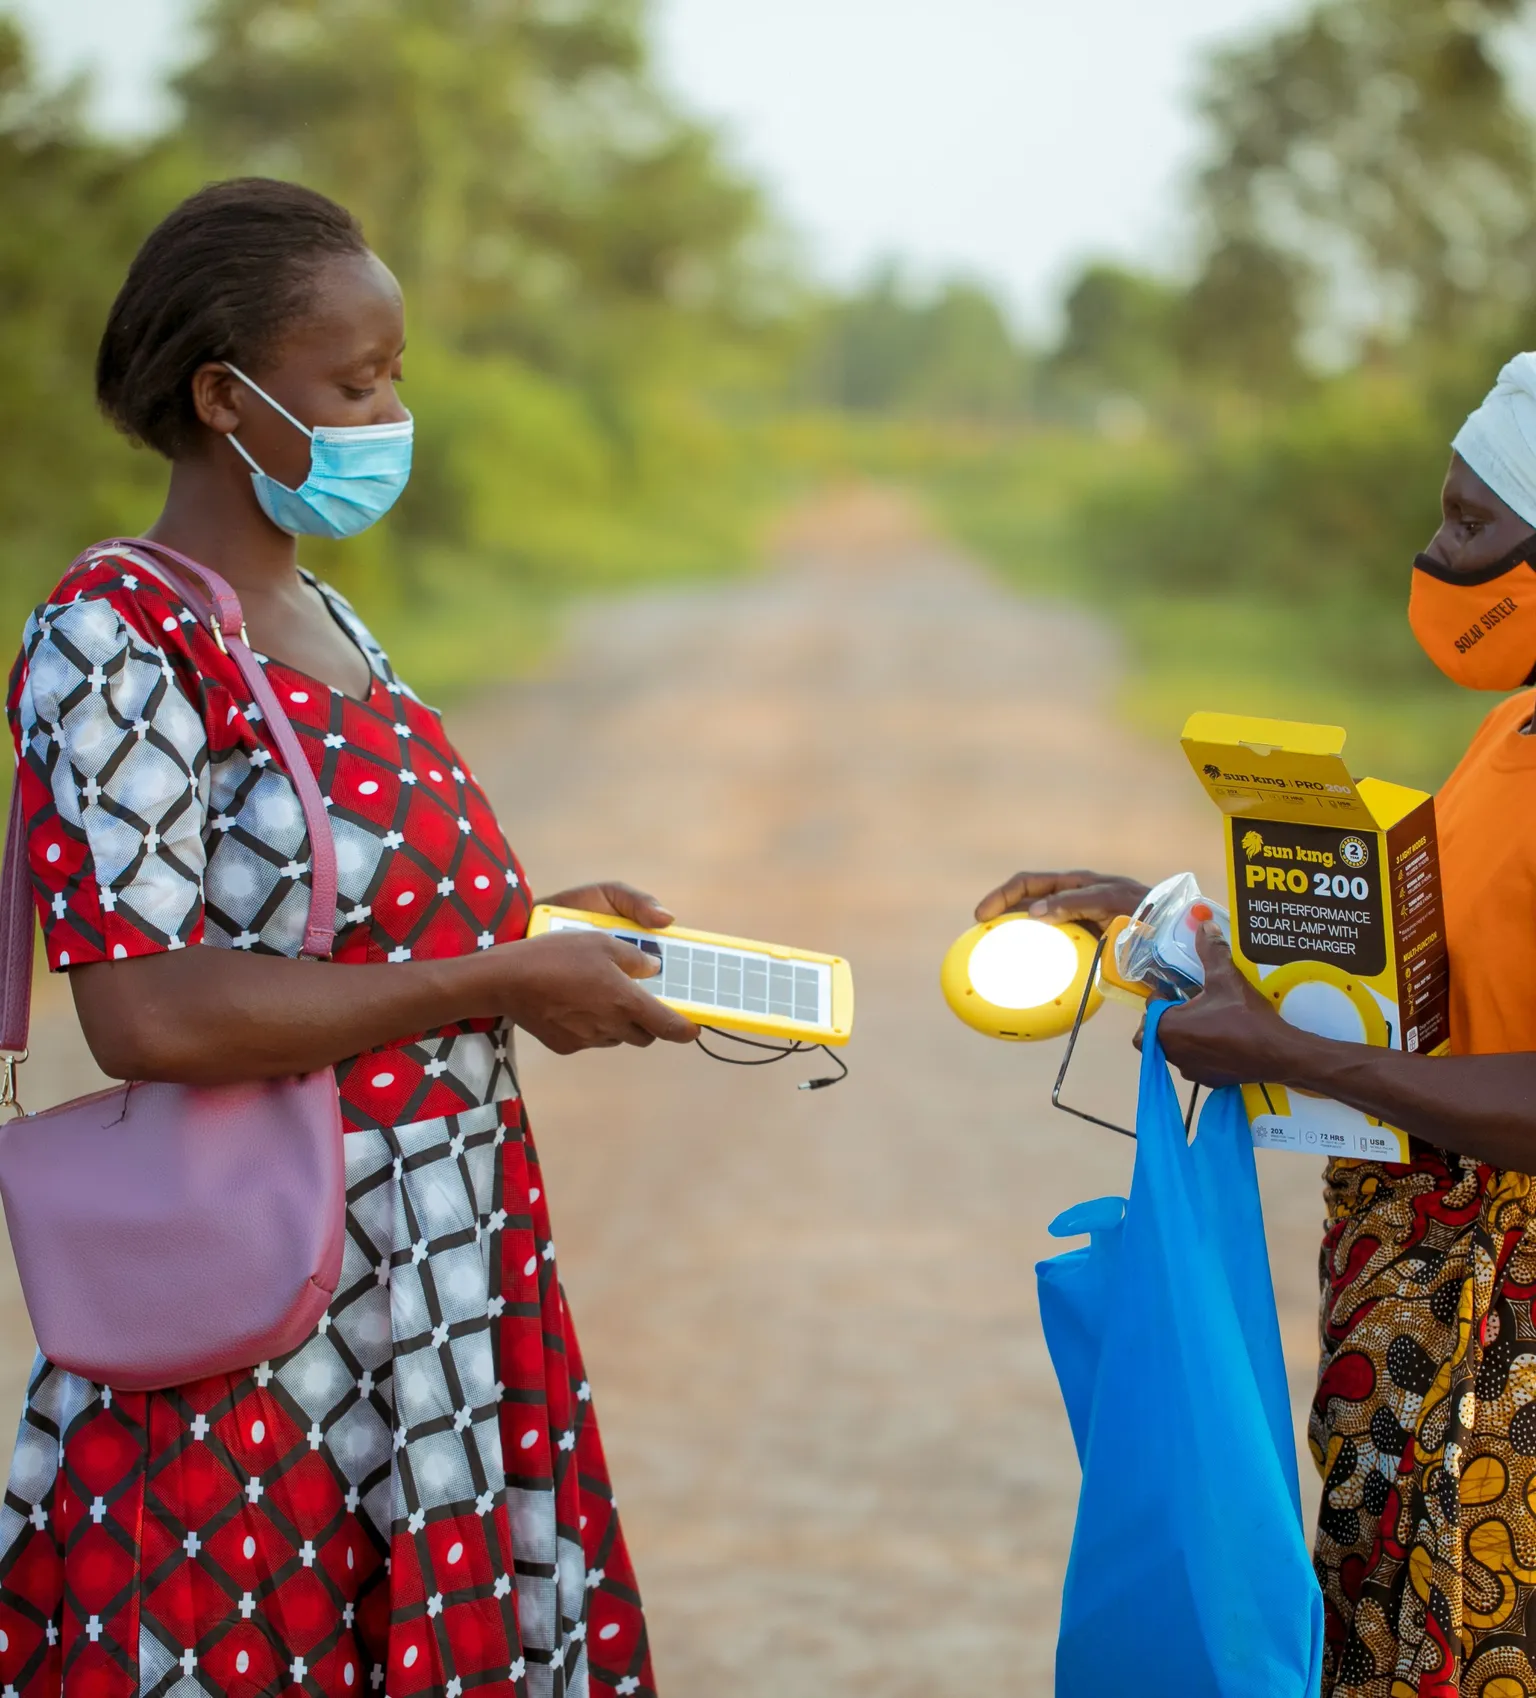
(0, 537, 339, 1057)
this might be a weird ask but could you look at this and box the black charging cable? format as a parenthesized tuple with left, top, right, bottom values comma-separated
(695, 1026, 850, 1090)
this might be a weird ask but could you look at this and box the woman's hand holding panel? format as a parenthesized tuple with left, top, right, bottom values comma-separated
(482, 930, 698, 1054)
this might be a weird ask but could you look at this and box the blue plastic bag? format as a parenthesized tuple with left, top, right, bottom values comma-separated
(1036, 1194, 1125, 1466)
(1037, 1003, 1324, 1697)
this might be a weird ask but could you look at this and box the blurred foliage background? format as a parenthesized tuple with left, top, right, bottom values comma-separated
(0, 0, 794, 699)
(791, 0, 1536, 787)
(4, 0, 1536, 784)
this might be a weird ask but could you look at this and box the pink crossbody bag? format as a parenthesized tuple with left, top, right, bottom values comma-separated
(0, 538, 346, 1391)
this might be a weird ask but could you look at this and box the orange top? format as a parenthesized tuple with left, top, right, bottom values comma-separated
(1437, 690, 1536, 1054)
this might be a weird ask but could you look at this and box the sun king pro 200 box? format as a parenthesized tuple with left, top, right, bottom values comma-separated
(1181, 712, 1449, 1162)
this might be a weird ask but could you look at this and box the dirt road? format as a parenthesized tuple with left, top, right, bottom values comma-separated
(4, 491, 1328, 1693)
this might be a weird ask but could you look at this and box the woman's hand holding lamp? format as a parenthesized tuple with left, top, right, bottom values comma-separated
(943, 872, 1224, 1043)
(950, 868, 1151, 1042)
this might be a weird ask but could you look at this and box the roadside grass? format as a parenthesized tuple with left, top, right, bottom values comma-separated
(324, 518, 774, 708)
(859, 421, 1496, 796)
(4, 413, 1496, 798)
(1104, 592, 1490, 793)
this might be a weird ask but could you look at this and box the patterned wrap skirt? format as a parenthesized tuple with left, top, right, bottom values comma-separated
(1314, 1149, 1536, 1698)
(0, 1094, 654, 1698)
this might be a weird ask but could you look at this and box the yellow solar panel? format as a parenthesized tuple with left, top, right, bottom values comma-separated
(526, 906, 855, 1046)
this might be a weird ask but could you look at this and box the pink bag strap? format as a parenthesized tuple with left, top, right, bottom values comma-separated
(0, 537, 339, 1055)
(0, 785, 33, 1059)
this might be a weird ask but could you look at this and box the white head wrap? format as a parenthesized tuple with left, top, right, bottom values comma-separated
(1453, 351, 1536, 528)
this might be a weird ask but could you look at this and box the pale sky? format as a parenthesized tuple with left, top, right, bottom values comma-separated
(10, 0, 1294, 330)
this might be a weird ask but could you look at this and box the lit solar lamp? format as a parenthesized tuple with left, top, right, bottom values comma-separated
(940, 916, 1104, 1042)
(943, 887, 1212, 1140)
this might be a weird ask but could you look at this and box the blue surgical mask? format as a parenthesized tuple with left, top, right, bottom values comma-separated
(223, 362, 414, 540)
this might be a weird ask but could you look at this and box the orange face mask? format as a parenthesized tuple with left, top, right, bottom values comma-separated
(1409, 540, 1536, 690)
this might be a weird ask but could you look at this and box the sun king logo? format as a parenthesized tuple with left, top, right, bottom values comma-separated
(1239, 828, 1335, 873)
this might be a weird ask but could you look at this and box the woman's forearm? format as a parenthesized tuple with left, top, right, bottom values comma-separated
(1271, 1030, 1536, 1169)
(70, 947, 499, 1085)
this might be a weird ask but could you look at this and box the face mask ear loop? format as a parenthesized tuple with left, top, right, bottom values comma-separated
(222, 362, 314, 441)
(221, 362, 315, 490)
(224, 432, 268, 477)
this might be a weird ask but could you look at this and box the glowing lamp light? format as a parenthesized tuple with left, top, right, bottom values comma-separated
(971, 921, 1079, 1007)
(941, 916, 1103, 1042)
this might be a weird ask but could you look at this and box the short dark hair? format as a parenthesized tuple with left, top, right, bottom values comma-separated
(96, 178, 369, 458)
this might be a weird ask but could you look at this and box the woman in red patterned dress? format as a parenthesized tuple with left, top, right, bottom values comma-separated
(0, 178, 695, 1698)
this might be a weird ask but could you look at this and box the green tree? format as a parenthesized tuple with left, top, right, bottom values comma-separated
(804, 267, 1028, 418)
(904, 282, 1029, 417)
(1175, 237, 1307, 395)
(0, 23, 196, 635)
(1046, 263, 1183, 400)
(175, 0, 768, 377)
(1192, 0, 1536, 349)
(164, 0, 785, 660)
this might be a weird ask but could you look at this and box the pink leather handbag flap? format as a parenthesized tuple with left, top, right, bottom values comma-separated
(0, 1072, 344, 1391)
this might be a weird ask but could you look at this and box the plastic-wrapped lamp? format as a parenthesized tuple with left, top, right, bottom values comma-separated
(941, 916, 1103, 1041)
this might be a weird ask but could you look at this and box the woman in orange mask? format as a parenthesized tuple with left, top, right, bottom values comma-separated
(981, 352, 1536, 1698)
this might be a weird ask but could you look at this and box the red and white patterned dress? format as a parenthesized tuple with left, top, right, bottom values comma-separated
(0, 549, 655, 1698)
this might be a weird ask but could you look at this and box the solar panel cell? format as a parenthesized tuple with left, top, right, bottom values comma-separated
(546, 914, 839, 1036)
